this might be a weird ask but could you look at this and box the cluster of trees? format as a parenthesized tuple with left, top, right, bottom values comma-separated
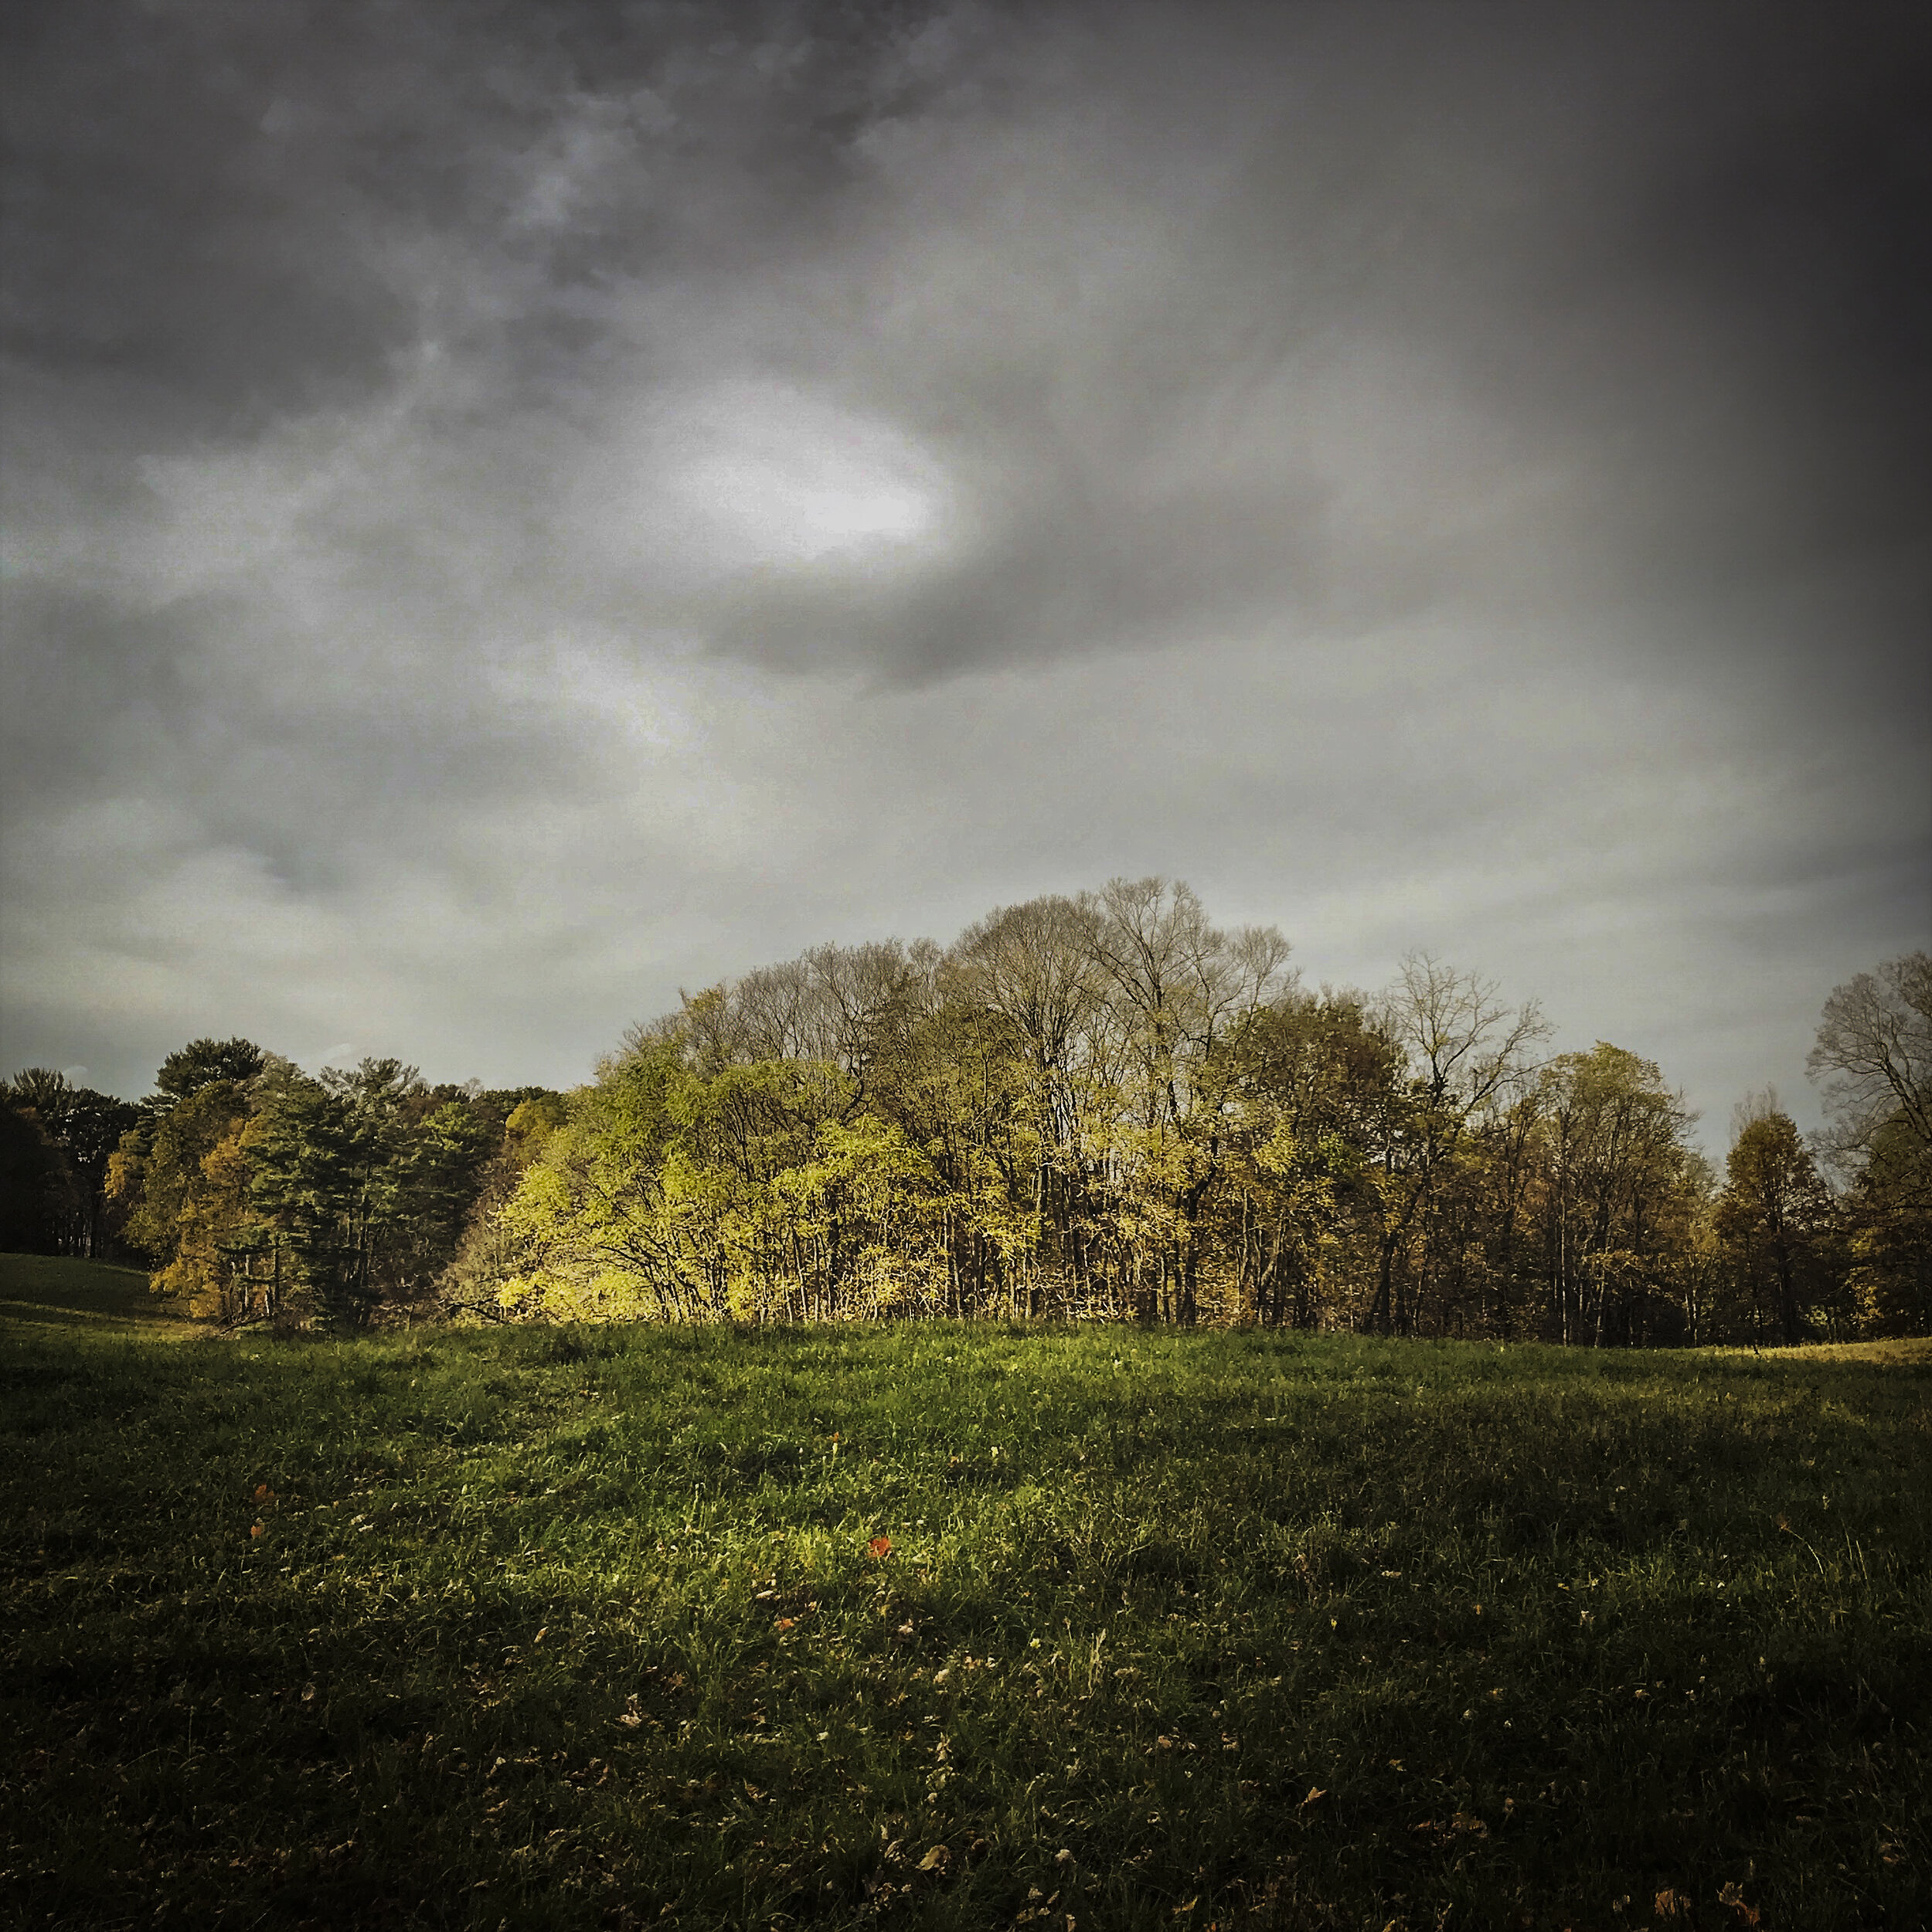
(0, 1068, 141, 1259)
(476, 883, 1929, 1344)
(2, 1038, 561, 1329)
(4, 886, 1923, 1343)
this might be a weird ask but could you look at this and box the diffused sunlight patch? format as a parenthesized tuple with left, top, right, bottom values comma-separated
(663, 379, 951, 566)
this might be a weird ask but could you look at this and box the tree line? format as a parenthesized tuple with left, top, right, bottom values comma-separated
(5, 884, 1926, 1342)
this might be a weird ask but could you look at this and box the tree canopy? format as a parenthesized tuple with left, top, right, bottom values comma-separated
(451, 882, 1896, 1342)
(21, 909, 1927, 1342)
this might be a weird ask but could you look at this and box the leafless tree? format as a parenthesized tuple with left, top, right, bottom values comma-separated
(1808, 952, 1931, 1165)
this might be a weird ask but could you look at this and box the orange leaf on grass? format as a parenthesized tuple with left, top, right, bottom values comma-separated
(254, 1484, 276, 1503)
(1718, 1882, 1760, 1925)
(774, 1617, 797, 1631)
(249, 1522, 264, 1539)
(869, 1536, 893, 1560)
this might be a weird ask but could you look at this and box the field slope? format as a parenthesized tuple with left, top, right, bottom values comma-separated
(0, 1250, 194, 1338)
(2, 1256, 1927, 1929)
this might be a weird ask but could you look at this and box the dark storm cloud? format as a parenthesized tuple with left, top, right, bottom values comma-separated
(4, 0, 414, 430)
(719, 2, 1932, 686)
(1, 0, 1927, 1120)
(8, 2, 1926, 685)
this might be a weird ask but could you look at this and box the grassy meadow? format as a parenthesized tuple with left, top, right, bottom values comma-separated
(1, 1257, 1927, 1930)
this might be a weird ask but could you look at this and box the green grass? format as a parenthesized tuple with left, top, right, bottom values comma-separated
(0, 1250, 193, 1339)
(2, 1256, 1927, 1930)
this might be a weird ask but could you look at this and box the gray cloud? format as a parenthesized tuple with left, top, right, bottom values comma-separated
(1, 0, 1926, 1137)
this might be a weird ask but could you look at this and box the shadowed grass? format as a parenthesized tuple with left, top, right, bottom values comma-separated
(0, 1251, 195, 1339)
(2, 1255, 1927, 1929)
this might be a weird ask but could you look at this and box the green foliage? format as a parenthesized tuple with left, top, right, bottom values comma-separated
(2, 1260, 1926, 1927)
(1716, 1107, 1843, 1346)
(31, 928, 1932, 1343)
(498, 1048, 952, 1324)
(107, 1042, 553, 1330)
(120, 1079, 253, 1282)
(151, 1036, 268, 1104)
(472, 893, 1743, 1341)
(1530, 1043, 1702, 1347)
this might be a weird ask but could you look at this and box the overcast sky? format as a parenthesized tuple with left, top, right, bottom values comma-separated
(3, 0, 1927, 1143)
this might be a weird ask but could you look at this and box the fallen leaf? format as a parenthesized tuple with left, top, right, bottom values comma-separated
(917, 1845, 950, 1871)
(774, 1617, 796, 1632)
(1301, 1786, 1327, 1808)
(1718, 1881, 1760, 1925)
(869, 1536, 893, 1560)
(249, 1522, 264, 1539)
